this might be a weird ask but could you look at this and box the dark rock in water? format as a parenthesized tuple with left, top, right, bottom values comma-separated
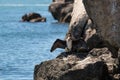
(49, 0, 73, 23)
(34, 48, 120, 80)
(21, 12, 46, 22)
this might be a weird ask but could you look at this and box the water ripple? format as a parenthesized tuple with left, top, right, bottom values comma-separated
(0, 4, 49, 7)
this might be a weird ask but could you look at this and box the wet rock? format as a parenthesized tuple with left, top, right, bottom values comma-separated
(21, 12, 46, 22)
(49, 0, 73, 23)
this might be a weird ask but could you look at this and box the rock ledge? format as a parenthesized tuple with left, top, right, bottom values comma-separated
(34, 48, 120, 80)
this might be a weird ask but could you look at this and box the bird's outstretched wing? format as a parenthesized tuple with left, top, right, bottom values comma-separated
(50, 39, 66, 52)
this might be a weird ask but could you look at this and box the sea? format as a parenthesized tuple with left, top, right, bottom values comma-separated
(0, 0, 68, 80)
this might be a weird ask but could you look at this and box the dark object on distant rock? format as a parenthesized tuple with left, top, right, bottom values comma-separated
(21, 13, 46, 22)
(49, 0, 73, 23)
(34, 48, 120, 80)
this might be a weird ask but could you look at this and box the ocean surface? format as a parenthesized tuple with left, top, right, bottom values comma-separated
(0, 0, 68, 80)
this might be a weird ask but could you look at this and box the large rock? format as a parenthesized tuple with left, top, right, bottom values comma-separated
(21, 12, 46, 22)
(34, 1, 120, 80)
(83, 0, 120, 57)
(34, 48, 120, 80)
(65, 0, 101, 49)
(65, 0, 120, 58)
(49, 0, 73, 23)
(66, 0, 89, 40)
(64, 0, 102, 54)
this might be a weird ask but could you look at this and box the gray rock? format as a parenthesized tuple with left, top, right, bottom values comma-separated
(65, 0, 120, 58)
(34, 48, 120, 80)
(34, 0, 120, 80)
(65, 0, 104, 55)
(83, 0, 120, 58)
(49, 0, 73, 23)
(66, 0, 89, 40)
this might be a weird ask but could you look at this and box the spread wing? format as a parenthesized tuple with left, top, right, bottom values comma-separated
(50, 39, 66, 52)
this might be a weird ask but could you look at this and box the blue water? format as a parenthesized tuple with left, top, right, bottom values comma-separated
(0, 0, 68, 80)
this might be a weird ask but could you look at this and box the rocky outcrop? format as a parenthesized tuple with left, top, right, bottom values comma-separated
(67, 0, 89, 40)
(65, 0, 120, 58)
(83, 0, 120, 58)
(34, 48, 120, 80)
(65, 0, 102, 53)
(49, 0, 73, 23)
(34, 0, 120, 80)
(21, 12, 46, 22)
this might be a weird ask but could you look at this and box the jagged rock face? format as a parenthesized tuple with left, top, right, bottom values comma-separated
(34, 0, 120, 80)
(67, 0, 89, 40)
(83, 0, 120, 48)
(34, 48, 120, 80)
(49, 1, 73, 23)
(65, 0, 104, 53)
